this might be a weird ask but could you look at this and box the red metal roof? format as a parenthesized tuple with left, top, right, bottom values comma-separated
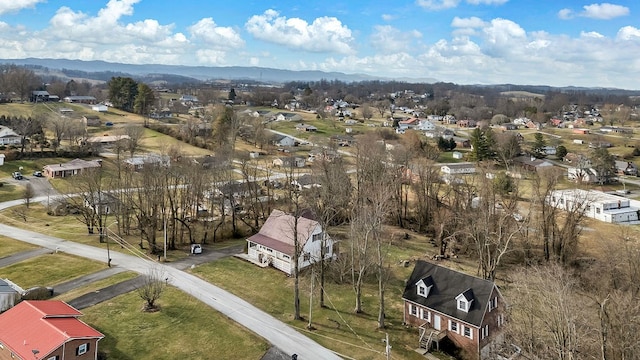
(0, 301, 103, 360)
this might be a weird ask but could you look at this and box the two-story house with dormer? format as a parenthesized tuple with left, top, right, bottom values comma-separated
(403, 261, 506, 360)
(246, 210, 335, 275)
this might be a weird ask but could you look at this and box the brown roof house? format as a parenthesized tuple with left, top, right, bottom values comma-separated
(246, 210, 335, 275)
(43, 159, 102, 179)
(403, 261, 506, 360)
(0, 300, 103, 360)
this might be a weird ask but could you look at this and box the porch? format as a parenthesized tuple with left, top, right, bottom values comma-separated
(415, 323, 447, 356)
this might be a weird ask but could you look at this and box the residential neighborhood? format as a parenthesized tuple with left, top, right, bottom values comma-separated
(0, 49, 639, 360)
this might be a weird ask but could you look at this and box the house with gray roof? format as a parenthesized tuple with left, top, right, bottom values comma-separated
(0, 126, 21, 146)
(403, 261, 506, 359)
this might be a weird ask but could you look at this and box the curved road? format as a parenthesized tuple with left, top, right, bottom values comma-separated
(0, 196, 342, 360)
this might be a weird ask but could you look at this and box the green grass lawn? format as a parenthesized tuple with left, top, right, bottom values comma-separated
(0, 235, 37, 258)
(189, 228, 470, 360)
(81, 287, 269, 360)
(0, 252, 105, 288)
(0, 182, 23, 202)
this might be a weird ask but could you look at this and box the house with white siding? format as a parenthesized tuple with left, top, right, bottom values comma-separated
(548, 189, 640, 223)
(246, 210, 334, 275)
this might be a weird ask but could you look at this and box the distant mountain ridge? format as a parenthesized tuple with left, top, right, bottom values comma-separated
(0, 57, 438, 84)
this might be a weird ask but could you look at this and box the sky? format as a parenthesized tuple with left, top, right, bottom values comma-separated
(1, 0, 639, 89)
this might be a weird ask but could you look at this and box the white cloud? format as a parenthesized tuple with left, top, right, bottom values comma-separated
(415, 0, 461, 10)
(0, 0, 44, 16)
(582, 3, 629, 19)
(189, 18, 244, 49)
(466, 0, 508, 5)
(370, 25, 422, 53)
(310, 15, 640, 88)
(581, 31, 604, 38)
(416, 0, 507, 10)
(617, 26, 640, 41)
(559, 3, 629, 20)
(381, 14, 396, 21)
(557, 8, 574, 19)
(245, 10, 355, 54)
(451, 16, 487, 28)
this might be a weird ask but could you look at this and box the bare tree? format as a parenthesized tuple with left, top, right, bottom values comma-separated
(508, 264, 590, 359)
(467, 168, 525, 280)
(351, 134, 395, 328)
(122, 125, 145, 157)
(305, 156, 352, 307)
(137, 267, 167, 312)
(23, 183, 35, 209)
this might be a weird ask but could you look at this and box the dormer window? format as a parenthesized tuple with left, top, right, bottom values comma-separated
(415, 276, 434, 298)
(455, 288, 474, 313)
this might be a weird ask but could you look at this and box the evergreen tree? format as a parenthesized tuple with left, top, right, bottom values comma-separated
(470, 128, 490, 161)
(532, 132, 547, 158)
(228, 88, 237, 102)
(590, 147, 617, 184)
(134, 83, 155, 116)
(108, 77, 138, 112)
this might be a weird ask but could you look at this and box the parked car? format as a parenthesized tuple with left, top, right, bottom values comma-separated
(33, 171, 43, 177)
(190, 244, 203, 255)
(11, 172, 23, 180)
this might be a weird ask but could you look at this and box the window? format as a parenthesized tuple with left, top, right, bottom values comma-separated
(77, 343, 89, 356)
(312, 233, 322, 242)
(463, 326, 473, 339)
(489, 297, 498, 311)
(458, 300, 467, 311)
(410, 304, 418, 317)
(596, 207, 601, 214)
(282, 254, 290, 260)
(421, 310, 430, 322)
(481, 325, 489, 340)
(303, 252, 310, 262)
(418, 285, 426, 296)
(497, 314, 504, 327)
(323, 245, 331, 256)
(449, 320, 458, 333)
(47, 356, 59, 360)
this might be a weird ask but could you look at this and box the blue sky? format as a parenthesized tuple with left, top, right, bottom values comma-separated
(1, 0, 639, 88)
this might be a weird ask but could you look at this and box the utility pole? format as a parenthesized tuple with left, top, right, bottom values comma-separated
(384, 333, 391, 360)
(307, 267, 314, 330)
(163, 217, 167, 261)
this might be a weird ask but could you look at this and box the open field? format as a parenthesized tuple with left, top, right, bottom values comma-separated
(0, 235, 37, 258)
(191, 227, 472, 360)
(81, 287, 269, 360)
(0, 252, 105, 288)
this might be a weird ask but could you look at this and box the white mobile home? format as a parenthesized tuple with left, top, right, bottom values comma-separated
(548, 189, 640, 223)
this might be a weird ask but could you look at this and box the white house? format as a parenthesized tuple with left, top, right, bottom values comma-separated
(416, 120, 436, 131)
(440, 162, 476, 175)
(91, 104, 108, 112)
(0, 126, 21, 146)
(0, 279, 21, 312)
(246, 210, 335, 275)
(548, 189, 640, 223)
(272, 134, 296, 147)
(567, 167, 601, 183)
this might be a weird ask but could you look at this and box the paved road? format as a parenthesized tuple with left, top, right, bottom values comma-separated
(0, 207, 342, 359)
(53, 267, 127, 295)
(0, 248, 52, 267)
(68, 276, 145, 310)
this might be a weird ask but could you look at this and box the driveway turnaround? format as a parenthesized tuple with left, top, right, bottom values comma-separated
(0, 220, 343, 360)
(53, 267, 127, 295)
(0, 248, 52, 268)
(68, 276, 145, 310)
